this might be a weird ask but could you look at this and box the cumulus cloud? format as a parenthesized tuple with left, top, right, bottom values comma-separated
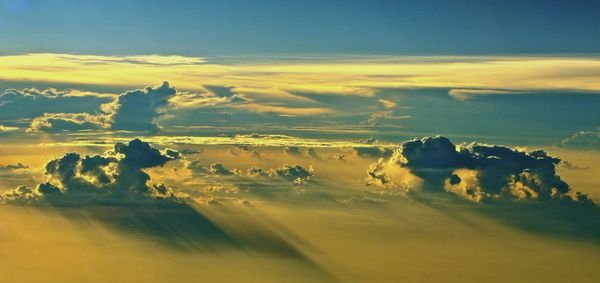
(184, 159, 315, 185)
(185, 160, 241, 176)
(267, 164, 315, 185)
(102, 81, 176, 132)
(1, 139, 187, 205)
(25, 82, 179, 133)
(366, 136, 593, 204)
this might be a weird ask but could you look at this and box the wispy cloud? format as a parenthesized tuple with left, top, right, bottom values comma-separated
(2, 54, 600, 96)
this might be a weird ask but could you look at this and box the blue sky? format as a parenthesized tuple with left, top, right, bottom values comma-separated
(1, 0, 600, 55)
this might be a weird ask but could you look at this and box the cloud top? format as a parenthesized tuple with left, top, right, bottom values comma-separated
(367, 136, 592, 203)
(1, 139, 185, 205)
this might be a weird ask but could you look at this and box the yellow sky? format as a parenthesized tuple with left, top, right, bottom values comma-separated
(2, 53, 600, 96)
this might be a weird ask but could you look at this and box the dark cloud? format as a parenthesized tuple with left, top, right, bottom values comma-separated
(185, 159, 315, 185)
(24, 82, 186, 133)
(0, 163, 29, 170)
(28, 113, 106, 132)
(267, 164, 315, 185)
(178, 148, 203, 155)
(0, 88, 111, 121)
(1, 139, 185, 205)
(367, 136, 593, 204)
(185, 160, 241, 176)
(346, 146, 394, 158)
(103, 81, 176, 132)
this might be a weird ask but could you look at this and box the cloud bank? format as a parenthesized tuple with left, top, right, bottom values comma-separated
(1, 139, 186, 205)
(367, 136, 592, 203)
(27, 82, 177, 133)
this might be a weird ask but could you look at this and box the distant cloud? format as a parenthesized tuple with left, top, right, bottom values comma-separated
(28, 113, 107, 132)
(557, 129, 600, 149)
(346, 146, 394, 158)
(103, 81, 176, 132)
(0, 88, 111, 121)
(3, 53, 600, 96)
(184, 159, 315, 185)
(26, 82, 177, 133)
(0, 124, 18, 132)
(1, 139, 186, 205)
(366, 136, 593, 204)
(378, 99, 396, 109)
(448, 89, 526, 101)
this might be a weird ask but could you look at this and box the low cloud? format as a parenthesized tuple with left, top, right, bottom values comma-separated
(28, 113, 107, 132)
(103, 81, 176, 132)
(345, 146, 394, 158)
(0, 88, 111, 121)
(26, 82, 177, 133)
(366, 136, 593, 204)
(185, 159, 315, 185)
(1, 139, 187, 205)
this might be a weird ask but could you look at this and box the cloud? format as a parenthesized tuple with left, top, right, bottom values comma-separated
(448, 89, 526, 101)
(366, 136, 593, 204)
(103, 81, 176, 132)
(184, 159, 315, 185)
(346, 146, 394, 158)
(189, 162, 240, 176)
(0, 163, 35, 188)
(378, 99, 396, 109)
(168, 85, 251, 109)
(0, 87, 112, 121)
(1, 139, 186, 205)
(0, 163, 29, 170)
(364, 110, 411, 125)
(4, 53, 600, 97)
(266, 164, 315, 185)
(28, 113, 107, 132)
(0, 124, 19, 132)
(281, 146, 319, 159)
(557, 129, 600, 149)
(26, 82, 178, 133)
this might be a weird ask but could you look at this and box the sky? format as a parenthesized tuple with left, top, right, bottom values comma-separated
(1, 0, 600, 55)
(1, 1, 600, 282)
